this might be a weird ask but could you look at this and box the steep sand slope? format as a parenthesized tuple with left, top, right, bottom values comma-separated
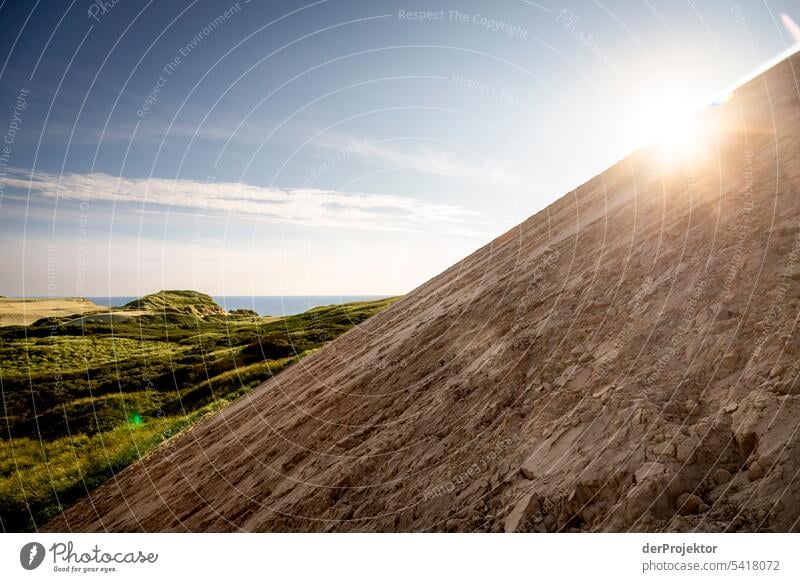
(45, 55, 800, 532)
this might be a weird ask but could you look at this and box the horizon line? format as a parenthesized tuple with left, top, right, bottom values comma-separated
(2, 292, 402, 298)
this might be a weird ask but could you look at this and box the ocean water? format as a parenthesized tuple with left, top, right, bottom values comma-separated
(85, 295, 390, 317)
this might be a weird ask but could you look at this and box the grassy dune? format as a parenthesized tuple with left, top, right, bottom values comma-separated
(0, 291, 398, 531)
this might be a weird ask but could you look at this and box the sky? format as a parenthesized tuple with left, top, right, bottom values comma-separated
(0, 0, 798, 297)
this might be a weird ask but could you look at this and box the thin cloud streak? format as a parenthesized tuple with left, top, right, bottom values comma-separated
(315, 134, 534, 190)
(3, 167, 484, 234)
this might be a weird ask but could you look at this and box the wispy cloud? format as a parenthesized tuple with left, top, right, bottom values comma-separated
(3, 168, 484, 234)
(315, 134, 532, 190)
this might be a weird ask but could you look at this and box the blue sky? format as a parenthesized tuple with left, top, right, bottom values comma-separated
(0, 0, 798, 296)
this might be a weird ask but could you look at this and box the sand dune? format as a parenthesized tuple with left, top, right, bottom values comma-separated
(45, 54, 800, 533)
(0, 297, 107, 327)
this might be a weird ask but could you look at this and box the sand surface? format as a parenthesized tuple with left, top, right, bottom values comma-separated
(44, 55, 800, 532)
(0, 297, 107, 327)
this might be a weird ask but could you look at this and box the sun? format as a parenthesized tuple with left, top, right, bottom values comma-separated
(633, 88, 707, 160)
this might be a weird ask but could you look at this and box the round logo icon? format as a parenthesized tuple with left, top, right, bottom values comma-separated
(20, 542, 46, 570)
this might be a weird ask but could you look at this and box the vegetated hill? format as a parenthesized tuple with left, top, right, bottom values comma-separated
(122, 290, 226, 317)
(45, 55, 800, 533)
(0, 295, 397, 531)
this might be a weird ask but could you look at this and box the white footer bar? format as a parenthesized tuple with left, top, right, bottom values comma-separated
(1, 533, 796, 581)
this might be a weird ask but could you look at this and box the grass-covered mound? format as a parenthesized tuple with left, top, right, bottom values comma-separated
(122, 289, 227, 317)
(0, 294, 398, 531)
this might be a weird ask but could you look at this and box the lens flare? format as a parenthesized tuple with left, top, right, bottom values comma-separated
(781, 13, 800, 44)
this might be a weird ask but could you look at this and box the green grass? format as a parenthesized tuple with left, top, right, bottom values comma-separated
(0, 337, 183, 373)
(0, 293, 398, 531)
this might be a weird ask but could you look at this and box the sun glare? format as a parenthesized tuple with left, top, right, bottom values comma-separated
(634, 88, 707, 160)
